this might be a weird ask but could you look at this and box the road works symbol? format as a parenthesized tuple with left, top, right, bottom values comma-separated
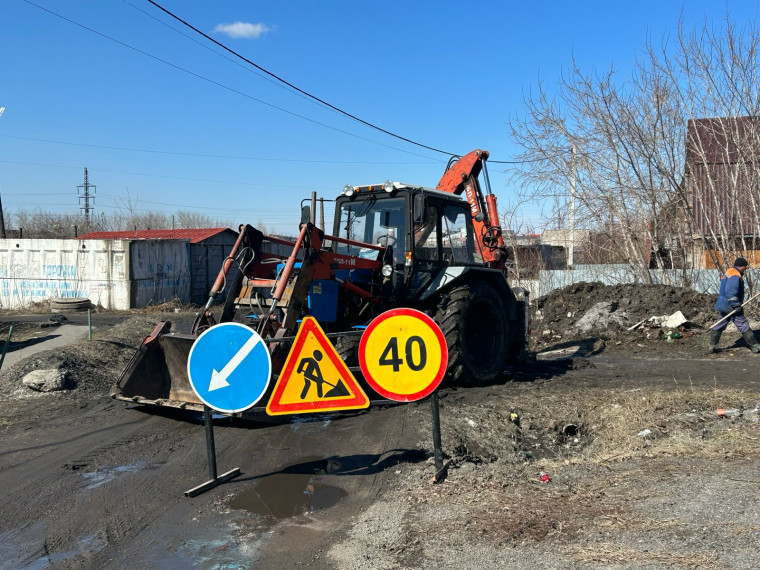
(187, 322, 272, 414)
(266, 316, 369, 415)
(359, 308, 448, 402)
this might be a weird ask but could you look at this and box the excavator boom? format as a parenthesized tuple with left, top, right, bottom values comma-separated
(435, 149, 507, 269)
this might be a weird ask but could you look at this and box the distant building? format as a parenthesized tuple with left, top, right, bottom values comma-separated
(541, 229, 591, 250)
(685, 116, 760, 268)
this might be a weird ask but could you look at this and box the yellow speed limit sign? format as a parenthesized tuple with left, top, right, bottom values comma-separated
(359, 308, 448, 402)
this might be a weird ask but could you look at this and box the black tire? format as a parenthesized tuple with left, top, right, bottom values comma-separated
(434, 280, 509, 385)
(335, 334, 386, 400)
(50, 297, 92, 313)
(335, 335, 359, 368)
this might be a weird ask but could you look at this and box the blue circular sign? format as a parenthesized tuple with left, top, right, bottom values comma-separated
(187, 322, 272, 413)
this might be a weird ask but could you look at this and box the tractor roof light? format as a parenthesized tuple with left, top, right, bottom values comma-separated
(342, 184, 356, 198)
(383, 180, 397, 194)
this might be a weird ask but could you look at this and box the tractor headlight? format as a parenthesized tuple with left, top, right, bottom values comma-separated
(342, 184, 355, 197)
(382, 264, 393, 277)
(383, 180, 396, 194)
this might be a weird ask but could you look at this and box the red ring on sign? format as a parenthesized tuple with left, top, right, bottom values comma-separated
(359, 307, 448, 402)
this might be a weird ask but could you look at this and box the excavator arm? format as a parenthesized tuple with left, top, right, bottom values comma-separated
(436, 149, 507, 269)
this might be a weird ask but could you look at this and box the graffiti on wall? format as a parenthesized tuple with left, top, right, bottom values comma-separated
(2, 264, 88, 300)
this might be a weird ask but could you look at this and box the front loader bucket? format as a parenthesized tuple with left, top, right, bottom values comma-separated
(111, 321, 203, 412)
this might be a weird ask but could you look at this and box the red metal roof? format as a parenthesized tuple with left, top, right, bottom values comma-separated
(77, 227, 234, 244)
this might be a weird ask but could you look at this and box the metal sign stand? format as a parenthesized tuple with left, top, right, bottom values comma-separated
(185, 406, 241, 497)
(430, 392, 450, 483)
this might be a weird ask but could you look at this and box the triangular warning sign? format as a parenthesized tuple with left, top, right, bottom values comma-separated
(266, 317, 369, 415)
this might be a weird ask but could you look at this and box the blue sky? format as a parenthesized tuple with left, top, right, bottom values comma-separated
(1, 0, 758, 234)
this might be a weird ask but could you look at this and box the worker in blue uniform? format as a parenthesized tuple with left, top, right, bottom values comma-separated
(710, 257, 760, 353)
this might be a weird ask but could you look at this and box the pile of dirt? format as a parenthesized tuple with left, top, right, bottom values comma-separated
(0, 316, 162, 398)
(533, 282, 718, 347)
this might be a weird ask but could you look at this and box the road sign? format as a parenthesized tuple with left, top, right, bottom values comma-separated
(359, 308, 447, 402)
(187, 322, 272, 414)
(266, 317, 369, 415)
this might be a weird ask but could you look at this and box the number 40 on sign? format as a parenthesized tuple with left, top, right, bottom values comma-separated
(359, 308, 448, 402)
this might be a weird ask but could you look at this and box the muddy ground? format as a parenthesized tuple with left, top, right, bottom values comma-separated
(1, 285, 760, 569)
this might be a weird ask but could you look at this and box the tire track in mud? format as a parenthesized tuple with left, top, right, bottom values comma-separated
(2, 388, 424, 569)
(0, 396, 198, 568)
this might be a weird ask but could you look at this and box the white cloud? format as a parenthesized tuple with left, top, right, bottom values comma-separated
(213, 21, 270, 39)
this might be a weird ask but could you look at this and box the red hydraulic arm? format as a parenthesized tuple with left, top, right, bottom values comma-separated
(436, 149, 507, 269)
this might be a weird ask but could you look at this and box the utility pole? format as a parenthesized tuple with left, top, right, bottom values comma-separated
(0, 109, 6, 238)
(78, 167, 96, 225)
(0, 192, 6, 238)
(568, 144, 576, 270)
(319, 198, 325, 231)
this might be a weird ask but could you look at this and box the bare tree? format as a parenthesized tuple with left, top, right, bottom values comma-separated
(510, 15, 760, 281)
(175, 210, 230, 229)
(11, 210, 89, 238)
(9, 207, 234, 238)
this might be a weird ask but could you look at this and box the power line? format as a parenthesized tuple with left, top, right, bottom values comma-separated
(144, 0, 457, 157)
(143, 1, 549, 165)
(0, 158, 364, 193)
(122, 0, 316, 107)
(96, 192, 302, 212)
(0, 135, 437, 165)
(20, 0, 438, 161)
(20, 1, 544, 170)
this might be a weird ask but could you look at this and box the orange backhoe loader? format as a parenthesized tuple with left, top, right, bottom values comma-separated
(112, 150, 529, 414)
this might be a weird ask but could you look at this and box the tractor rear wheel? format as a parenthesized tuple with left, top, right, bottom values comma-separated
(434, 280, 509, 385)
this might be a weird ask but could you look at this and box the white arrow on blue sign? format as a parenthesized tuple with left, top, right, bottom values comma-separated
(187, 322, 272, 414)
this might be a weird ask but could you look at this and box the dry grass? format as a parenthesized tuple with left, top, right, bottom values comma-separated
(567, 542, 720, 567)
(467, 487, 624, 543)
(142, 297, 199, 313)
(430, 381, 760, 555)
(575, 385, 760, 465)
(441, 382, 760, 477)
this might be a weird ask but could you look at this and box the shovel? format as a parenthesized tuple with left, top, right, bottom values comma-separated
(708, 291, 760, 330)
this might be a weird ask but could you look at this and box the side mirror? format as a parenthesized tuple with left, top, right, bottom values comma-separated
(413, 194, 426, 224)
(301, 205, 311, 225)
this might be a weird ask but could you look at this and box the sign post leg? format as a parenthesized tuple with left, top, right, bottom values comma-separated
(204, 405, 218, 480)
(430, 391, 443, 464)
(184, 406, 241, 497)
(430, 392, 451, 483)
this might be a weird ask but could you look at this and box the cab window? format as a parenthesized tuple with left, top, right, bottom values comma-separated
(336, 197, 406, 264)
(414, 203, 475, 264)
(441, 205, 475, 263)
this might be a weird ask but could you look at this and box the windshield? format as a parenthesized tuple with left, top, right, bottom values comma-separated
(336, 196, 406, 263)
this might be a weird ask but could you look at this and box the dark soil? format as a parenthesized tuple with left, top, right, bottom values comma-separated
(0, 313, 194, 397)
(535, 282, 718, 337)
(531, 282, 739, 358)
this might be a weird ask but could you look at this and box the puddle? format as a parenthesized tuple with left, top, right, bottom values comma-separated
(230, 457, 347, 519)
(81, 460, 160, 489)
(138, 516, 267, 570)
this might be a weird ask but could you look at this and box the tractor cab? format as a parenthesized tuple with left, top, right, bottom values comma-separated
(333, 183, 480, 300)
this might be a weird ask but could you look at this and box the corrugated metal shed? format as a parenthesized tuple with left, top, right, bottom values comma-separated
(78, 227, 239, 304)
(687, 116, 760, 236)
